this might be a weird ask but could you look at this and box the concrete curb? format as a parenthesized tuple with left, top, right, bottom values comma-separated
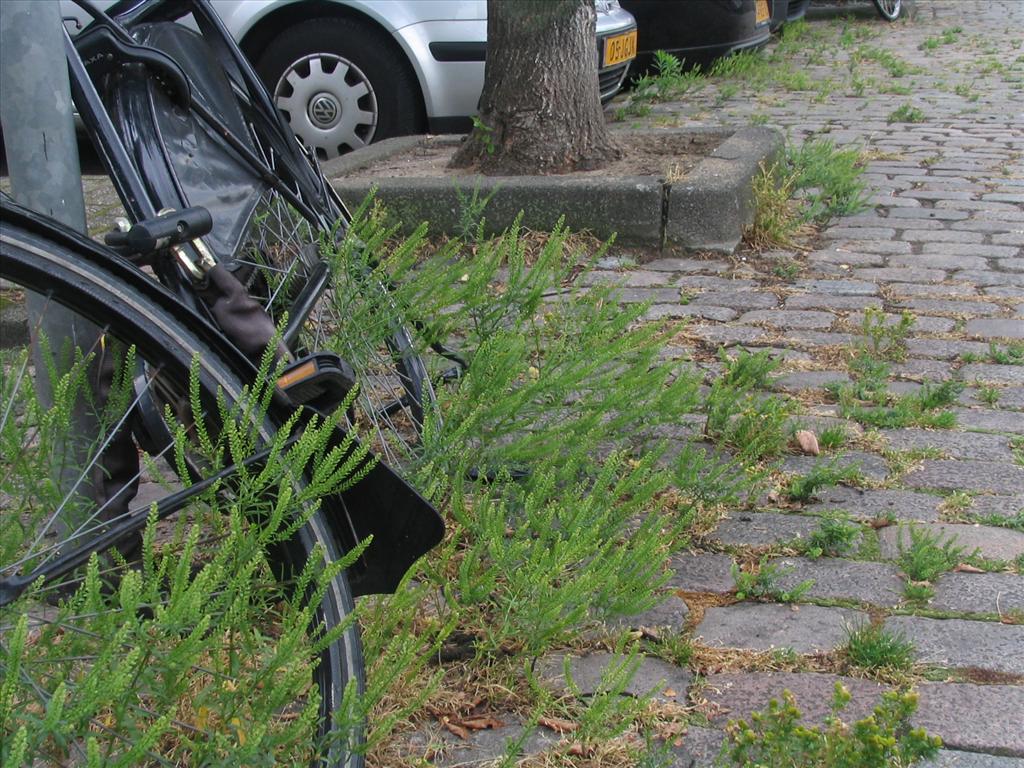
(323, 126, 783, 255)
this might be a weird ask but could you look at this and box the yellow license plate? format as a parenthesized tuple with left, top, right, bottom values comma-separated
(604, 29, 637, 67)
(756, 0, 770, 25)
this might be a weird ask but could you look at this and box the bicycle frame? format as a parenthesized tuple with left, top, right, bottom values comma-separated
(65, 0, 344, 314)
(4, 0, 448, 597)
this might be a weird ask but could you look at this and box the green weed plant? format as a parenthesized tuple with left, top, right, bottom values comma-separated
(829, 309, 962, 429)
(329, 199, 762, 752)
(897, 525, 973, 582)
(843, 623, 915, 671)
(803, 512, 860, 558)
(888, 104, 927, 123)
(721, 683, 941, 767)
(786, 460, 861, 503)
(0, 343, 371, 765)
(705, 350, 792, 463)
(731, 557, 814, 603)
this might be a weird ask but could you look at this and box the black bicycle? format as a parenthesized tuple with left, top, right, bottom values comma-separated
(1, 1, 450, 764)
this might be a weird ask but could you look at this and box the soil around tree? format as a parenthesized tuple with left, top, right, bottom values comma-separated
(342, 132, 724, 182)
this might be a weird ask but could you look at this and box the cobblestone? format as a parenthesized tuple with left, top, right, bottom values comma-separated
(968, 494, 1024, 518)
(696, 603, 868, 653)
(702, 672, 887, 727)
(878, 522, 1024, 563)
(914, 683, 1024, 757)
(711, 512, 823, 548)
(922, 242, 1020, 259)
(538, 652, 693, 704)
(893, 298, 1005, 316)
(736, 310, 835, 330)
(965, 319, 1024, 339)
(805, 487, 942, 522)
(903, 460, 1024, 495)
(793, 279, 880, 295)
(958, 364, 1024, 385)
(644, 304, 738, 322)
(930, 572, 1024, 615)
(772, 557, 905, 607)
(896, 283, 980, 298)
(924, 752, 1024, 768)
(781, 451, 889, 483)
(785, 294, 882, 311)
(771, 370, 850, 393)
(853, 267, 949, 283)
(881, 428, 1017, 463)
(954, 408, 1024, 434)
(885, 616, 1024, 676)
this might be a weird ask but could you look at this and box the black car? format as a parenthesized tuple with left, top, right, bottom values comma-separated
(787, 0, 812, 21)
(621, 0, 776, 74)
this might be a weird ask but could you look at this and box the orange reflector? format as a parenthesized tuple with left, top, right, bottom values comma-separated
(277, 360, 317, 389)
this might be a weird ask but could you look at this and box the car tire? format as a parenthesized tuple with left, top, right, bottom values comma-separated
(256, 17, 423, 159)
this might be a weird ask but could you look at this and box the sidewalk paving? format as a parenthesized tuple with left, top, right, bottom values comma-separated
(382, 2, 1024, 763)
(25, 0, 1023, 763)
(601, 1, 1023, 764)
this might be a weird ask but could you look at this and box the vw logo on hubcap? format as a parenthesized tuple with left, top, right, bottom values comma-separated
(309, 93, 340, 129)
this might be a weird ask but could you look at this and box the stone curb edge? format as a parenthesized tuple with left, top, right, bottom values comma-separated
(322, 126, 783, 256)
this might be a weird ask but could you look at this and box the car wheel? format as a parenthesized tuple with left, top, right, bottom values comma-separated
(256, 18, 423, 159)
(872, 0, 901, 21)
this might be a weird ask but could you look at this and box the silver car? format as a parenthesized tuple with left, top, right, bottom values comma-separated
(64, 1, 637, 160)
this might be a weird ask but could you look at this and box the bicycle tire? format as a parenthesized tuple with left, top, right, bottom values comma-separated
(0, 212, 364, 767)
(98, 17, 436, 469)
(872, 0, 902, 21)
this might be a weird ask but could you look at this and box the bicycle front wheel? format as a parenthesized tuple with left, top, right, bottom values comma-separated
(0, 210, 364, 767)
(872, 0, 902, 21)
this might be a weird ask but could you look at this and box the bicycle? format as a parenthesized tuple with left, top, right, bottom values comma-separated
(72, 0, 460, 469)
(1, 1, 449, 764)
(872, 0, 902, 21)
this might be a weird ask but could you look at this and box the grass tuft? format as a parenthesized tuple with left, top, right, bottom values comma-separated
(843, 623, 915, 671)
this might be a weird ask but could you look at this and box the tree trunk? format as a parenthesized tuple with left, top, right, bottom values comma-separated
(449, 0, 622, 175)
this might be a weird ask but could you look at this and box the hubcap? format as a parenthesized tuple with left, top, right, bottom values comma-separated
(309, 92, 341, 129)
(274, 53, 378, 160)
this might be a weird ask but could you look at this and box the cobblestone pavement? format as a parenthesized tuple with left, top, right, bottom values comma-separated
(625, 1, 1024, 765)
(13, 0, 1022, 764)
(412, 1, 1024, 765)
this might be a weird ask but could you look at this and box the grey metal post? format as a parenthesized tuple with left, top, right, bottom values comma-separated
(1, 0, 99, 521)
(1, 0, 87, 231)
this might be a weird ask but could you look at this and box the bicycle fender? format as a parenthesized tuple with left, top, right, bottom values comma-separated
(315, 422, 445, 597)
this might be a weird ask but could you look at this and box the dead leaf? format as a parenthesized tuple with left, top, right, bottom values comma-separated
(460, 716, 503, 731)
(568, 743, 595, 757)
(953, 563, 985, 573)
(794, 430, 820, 456)
(539, 716, 579, 734)
(441, 718, 470, 740)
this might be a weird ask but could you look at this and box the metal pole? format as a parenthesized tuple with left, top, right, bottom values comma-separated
(1, 0, 99, 524)
(1, 0, 87, 231)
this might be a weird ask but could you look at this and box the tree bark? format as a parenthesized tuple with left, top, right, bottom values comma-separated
(449, 0, 622, 175)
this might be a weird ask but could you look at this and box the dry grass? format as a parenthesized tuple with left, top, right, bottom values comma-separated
(689, 645, 837, 677)
(677, 591, 736, 634)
